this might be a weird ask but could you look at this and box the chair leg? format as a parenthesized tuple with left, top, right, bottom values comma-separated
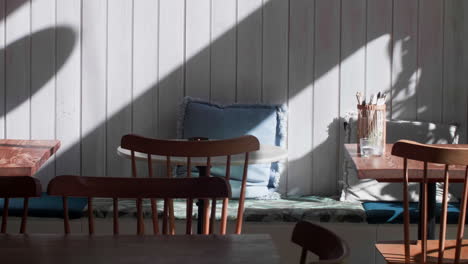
(1, 198, 9, 233)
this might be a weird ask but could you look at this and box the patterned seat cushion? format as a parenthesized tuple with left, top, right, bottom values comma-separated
(91, 196, 366, 223)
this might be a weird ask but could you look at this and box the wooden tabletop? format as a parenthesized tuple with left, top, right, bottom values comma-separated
(117, 144, 288, 166)
(344, 144, 468, 183)
(0, 139, 60, 176)
(0, 234, 280, 264)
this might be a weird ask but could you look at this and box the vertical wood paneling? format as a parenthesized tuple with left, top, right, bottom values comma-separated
(210, 0, 236, 104)
(340, 0, 366, 116)
(133, 0, 158, 138)
(443, 0, 467, 143)
(312, 0, 341, 195)
(81, 0, 107, 176)
(30, 0, 55, 184)
(185, 0, 210, 100)
(1, 0, 467, 195)
(262, 0, 288, 193)
(417, 0, 444, 123)
(287, 0, 314, 196)
(262, 0, 288, 105)
(0, 0, 5, 139)
(158, 0, 185, 138)
(56, 0, 81, 177)
(391, 0, 418, 120)
(237, 0, 263, 103)
(106, 0, 133, 177)
(5, 0, 30, 139)
(339, 0, 366, 193)
(366, 0, 392, 106)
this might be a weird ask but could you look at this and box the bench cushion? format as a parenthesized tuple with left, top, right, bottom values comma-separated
(0, 193, 87, 219)
(363, 202, 461, 224)
(92, 196, 366, 223)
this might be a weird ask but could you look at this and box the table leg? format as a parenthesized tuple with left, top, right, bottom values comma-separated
(419, 183, 436, 240)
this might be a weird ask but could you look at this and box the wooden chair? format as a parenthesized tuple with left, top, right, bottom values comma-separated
(0, 176, 41, 233)
(376, 140, 468, 263)
(47, 175, 231, 235)
(291, 220, 349, 264)
(120, 134, 260, 235)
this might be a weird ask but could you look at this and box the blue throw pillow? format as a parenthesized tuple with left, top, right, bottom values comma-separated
(177, 97, 287, 199)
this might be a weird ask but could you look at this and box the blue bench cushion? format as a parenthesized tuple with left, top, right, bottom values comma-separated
(0, 193, 87, 219)
(363, 202, 462, 224)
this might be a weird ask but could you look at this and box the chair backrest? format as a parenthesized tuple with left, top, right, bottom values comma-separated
(47, 175, 231, 235)
(291, 221, 349, 264)
(0, 176, 41, 233)
(120, 134, 260, 235)
(392, 140, 468, 263)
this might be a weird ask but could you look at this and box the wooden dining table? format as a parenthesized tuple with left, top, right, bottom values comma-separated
(345, 143, 468, 240)
(0, 234, 280, 264)
(0, 139, 60, 177)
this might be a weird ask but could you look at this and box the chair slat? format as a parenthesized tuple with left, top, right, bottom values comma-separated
(236, 152, 250, 234)
(163, 198, 168, 235)
(137, 198, 144, 235)
(186, 198, 193, 235)
(147, 154, 153, 178)
(185, 157, 192, 234)
(131, 150, 137, 178)
(1, 197, 9, 233)
(421, 162, 428, 264)
(113, 198, 119, 235)
(438, 165, 450, 263)
(210, 199, 216, 234)
(63, 197, 70, 234)
(203, 199, 210, 235)
(402, 158, 410, 263)
(88, 198, 94, 235)
(151, 199, 159, 235)
(220, 155, 231, 235)
(455, 166, 468, 263)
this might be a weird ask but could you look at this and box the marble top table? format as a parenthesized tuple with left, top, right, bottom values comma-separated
(0, 139, 60, 176)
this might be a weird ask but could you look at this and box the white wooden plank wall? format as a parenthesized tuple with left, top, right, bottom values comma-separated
(1, 0, 467, 196)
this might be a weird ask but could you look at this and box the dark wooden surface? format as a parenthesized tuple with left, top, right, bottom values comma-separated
(345, 144, 468, 182)
(0, 139, 60, 176)
(0, 234, 279, 264)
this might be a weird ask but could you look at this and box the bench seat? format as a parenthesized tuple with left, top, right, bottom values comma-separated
(91, 196, 367, 223)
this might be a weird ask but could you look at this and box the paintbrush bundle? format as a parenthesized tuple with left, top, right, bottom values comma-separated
(356, 92, 387, 155)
